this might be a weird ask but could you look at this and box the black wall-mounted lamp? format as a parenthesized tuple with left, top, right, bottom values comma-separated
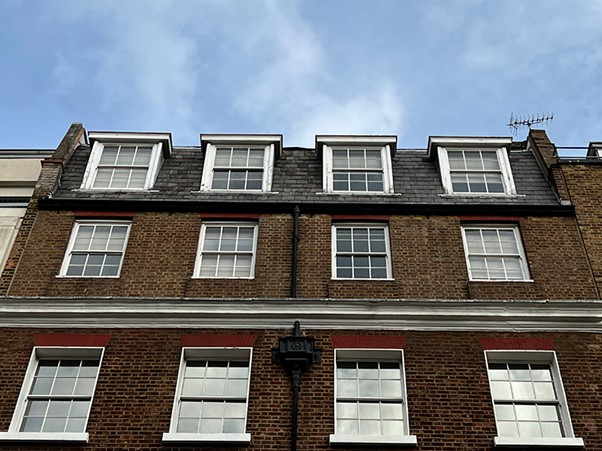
(272, 321, 321, 451)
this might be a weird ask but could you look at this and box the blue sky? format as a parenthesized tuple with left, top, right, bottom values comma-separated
(1, 0, 601, 150)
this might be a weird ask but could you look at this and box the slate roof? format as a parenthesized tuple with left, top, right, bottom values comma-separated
(50, 144, 561, 211)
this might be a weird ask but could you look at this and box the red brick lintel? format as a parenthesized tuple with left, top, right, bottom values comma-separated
(330, 215, 390, 222)
(459, 216, 521, 223)
(34, 333, 112, 347)
(331, 336, 405, 349)
(199, 213, 261, 220)
(181, 334, 257, 347)
(73, 211, 136, 219)
(478, 337, 554, 350)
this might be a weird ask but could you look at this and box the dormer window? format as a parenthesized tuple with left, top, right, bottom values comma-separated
(317, 136, 396, 194)
(200, 135, 281, 192)
(81, 132, 172, 190)
(429, 137, 516, 196)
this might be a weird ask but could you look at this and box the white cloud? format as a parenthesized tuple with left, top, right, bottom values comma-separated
(224, 1, 406, 146)
(460, 1, 602, 73)
(289, 83, 406, 146)
(44, 0, 408, 146)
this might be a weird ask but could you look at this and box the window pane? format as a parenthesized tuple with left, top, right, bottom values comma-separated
(116, 146, 136, 165)
(534, 382, 556, 399)
(337, 402, 357, 419)
(380, 380, 402, 398)
(338, 419, 358, 435)
(74, 378, 96, 396)
(24, 400, 48, 417)
(358, 380, 379, 397)
(204, 378, 226, 396)
(225, 379, 247, 397)
(495, 404, 515, 421)
(224, 402, 246, 419)
(128, 169, 148, 188)
(511, 381, 535, 399)
(182, 378, 204, 397)
(223, 418, 244, 433)
(133, 147, 152, 165)
(358, 403, 380, 419)
(538, 405, 560, 421)
(382, 419, 404, 435)
(65, 418, 86, 433)
(360, 419, 380, 435)
(482, 151, 501, 170)
(365, 150, 383, 169)
(70, 400, 91, 417)
(99, 146, 118, 165)
(42, 417, 67, 433)
(214, 148, 232, 166)
(381, 403, 403, 420)
(518, 421, 542, 437)
(515, 404, 538, 421)
(447, 151, 465, 170)
(211, 171, 229, 189)
(491, 381, 512, 399)
(52, 377, 76, 395)
(497, 421, 519, 437)
(20, 417, 43, 433)
(180, 401, 202, 419)
(541, 422, 563, 437)
(177, 418, 199, 433)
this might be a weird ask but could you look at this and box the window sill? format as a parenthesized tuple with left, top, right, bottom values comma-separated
(74, 188, 159, 192)
(494, 436, 584, 447)
(55, 275, 121, 279)
(318, 192, 399, 196)
(439, 193, 524, 198)
(0, 432, 89, 443)
(329, 434, 417, 446)
(469, 279, 534, 283)
(192, 189, 272, 194)
(162, 432, 251, 444)
(332, 278, 395, 281)
(191, 276, 255, 280)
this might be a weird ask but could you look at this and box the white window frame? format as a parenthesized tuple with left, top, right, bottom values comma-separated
(322, 144, 394, 194)
(485, 351, 583, 448)
(163, 347, 253, 444)
(330, 349, 416, 446)
(81, 132, 171, 191)
(0, 347, 104, 443)
(332, 223, 393, 280)
(58, 220, 131, 278)
(200, 135, 280, 192)
(429, 137, 516, 196)
(461, 225, 531, 282)
(193, 222, 258, 279)
(0, 208, 26, 271)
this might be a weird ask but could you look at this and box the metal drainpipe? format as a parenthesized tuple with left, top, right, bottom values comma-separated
(291, 205, 300, 298)
(272, 321, 321, 451)
(290, 363, 302, 451)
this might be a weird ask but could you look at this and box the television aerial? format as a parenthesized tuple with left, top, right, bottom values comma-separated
(507, 112, 554, 135)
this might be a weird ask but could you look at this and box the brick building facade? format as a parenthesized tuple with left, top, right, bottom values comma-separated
(0, 124, 601, 450)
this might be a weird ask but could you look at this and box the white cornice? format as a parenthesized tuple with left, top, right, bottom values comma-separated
(0, 298, 601, 332)
(87, 132, 173, 156)
(427, 136, 513, 159)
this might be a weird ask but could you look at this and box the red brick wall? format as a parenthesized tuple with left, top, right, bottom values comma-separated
(559, 164, 602, 298)
(0, 328, 600, 450)
(6, 212, 597, 300)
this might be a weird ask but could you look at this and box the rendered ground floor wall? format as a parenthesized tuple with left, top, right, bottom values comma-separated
(0, 327, 600, 450)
